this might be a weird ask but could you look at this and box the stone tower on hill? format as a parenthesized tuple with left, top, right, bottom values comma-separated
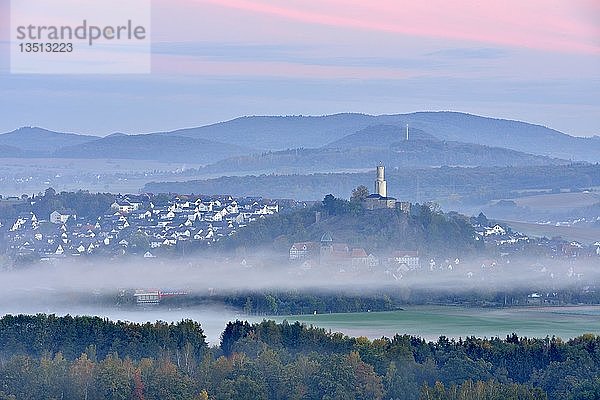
(375, 165, 387, 197)
(364, 164, 396, 210)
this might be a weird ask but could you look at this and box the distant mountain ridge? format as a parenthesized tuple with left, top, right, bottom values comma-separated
(157, 113, 381, 150)
(156, 112, 600, 162)
(0, 127, 96, 156)
(0, 112, 597, 163)
(53, 133, 255, 164)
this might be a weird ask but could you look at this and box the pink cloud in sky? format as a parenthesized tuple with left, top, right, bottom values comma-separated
(192, 0, 600, 54)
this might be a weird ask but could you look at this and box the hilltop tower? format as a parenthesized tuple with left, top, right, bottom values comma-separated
(375, 165, 387, 197)
(364, 164, 397, 210)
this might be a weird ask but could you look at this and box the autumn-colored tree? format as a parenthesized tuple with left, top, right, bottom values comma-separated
(95, 354, 132, 400)
(347, 351, 384, 400)
(132, 369, 145, 400)
(70, 353, 95, 400)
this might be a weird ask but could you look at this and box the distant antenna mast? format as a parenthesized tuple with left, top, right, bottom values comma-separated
(406, 124, 409, 141)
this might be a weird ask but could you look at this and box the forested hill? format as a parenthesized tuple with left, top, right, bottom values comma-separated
(0, 314, 598, 399)
(53, 133, 254, 163)
(0, 127, 96, 154)
(324, 124, 437, 147)
(399, 112, 600, 162)
(219, 195, 481, 257)
(197, 138, 561, 175)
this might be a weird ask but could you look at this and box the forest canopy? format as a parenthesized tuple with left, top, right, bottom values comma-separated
(0, 314, 598, 399)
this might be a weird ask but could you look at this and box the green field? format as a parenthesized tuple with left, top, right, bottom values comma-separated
(274, 305, 600, 341)
(511, 191, 600, 211)
(503, 220, 600, 243)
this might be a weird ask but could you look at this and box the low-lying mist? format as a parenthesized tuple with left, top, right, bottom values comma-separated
(1, 254, 599, 343)
(1, 253, 598, 299)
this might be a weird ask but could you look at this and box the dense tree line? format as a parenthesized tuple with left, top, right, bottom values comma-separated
(143, 163, 600, 205)
(201, 285, 600, 316)
(0, 188, 115, 220)
(34, 188, 116, 219)
(216, 205, 318, 251)
(0, 314, 207, 362)
(219, 291, 398, 315)
(0, 315, 598, 399)
(130, 280, 600, 317)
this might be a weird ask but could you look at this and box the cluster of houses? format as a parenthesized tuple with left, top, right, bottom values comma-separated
(289, 232, 420, 274)
(474, 223, 530, 248)
(1, 194, 281, 262)
(475, 222, 600, 258)
(287, 219, 600, 282)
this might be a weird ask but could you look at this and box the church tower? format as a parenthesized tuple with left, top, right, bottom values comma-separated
(375, 165, 387, 197)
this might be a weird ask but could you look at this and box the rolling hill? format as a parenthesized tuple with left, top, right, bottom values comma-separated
(197, 129, 564, 175)
(156, 113, 382, 150)
(324, 124, 437, 148)
(1, 112, 597, 163)
(398, 112, 600, 162)
(158, 112, 600, 162)
(53, 134, 255, 164)
(0, 127, 97, 156)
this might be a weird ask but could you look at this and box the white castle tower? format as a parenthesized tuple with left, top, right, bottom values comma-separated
(375, 165, 387, 197)
(364, 163, 399, 210)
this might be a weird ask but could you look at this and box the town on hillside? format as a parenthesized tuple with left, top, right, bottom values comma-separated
(0, 165, 598, 286)
(286, 166, 600, 284)
(0, 193, 284, 262)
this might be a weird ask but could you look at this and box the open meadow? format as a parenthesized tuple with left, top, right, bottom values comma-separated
(502, 220, 600, 243)
(276, 305, 600, 341)
(511, 191, 600, 212)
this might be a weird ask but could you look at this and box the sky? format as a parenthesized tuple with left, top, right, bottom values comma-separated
(0, 0, 599, 136)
